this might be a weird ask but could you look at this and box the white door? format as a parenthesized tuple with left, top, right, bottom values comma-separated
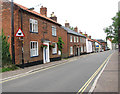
(43, 42, 50, 63)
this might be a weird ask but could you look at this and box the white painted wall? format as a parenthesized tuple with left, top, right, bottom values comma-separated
(107, 40, 112, 50)
(86, 39, 92, 53)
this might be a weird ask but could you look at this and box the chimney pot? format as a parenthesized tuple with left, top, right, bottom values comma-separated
(65, 20, 70, 28)
(84, 34, 87, 37)
(74, 26, 78, 32)
(79, 31, 82, 34)
(50, 12, 57, 22)
(89, 36, 91, 39)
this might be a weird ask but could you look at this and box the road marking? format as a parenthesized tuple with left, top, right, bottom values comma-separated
(89, 51, 113, 93)
(1, 51, 113, 84)
(76, 53, 113, 94)
(1, 53, 90, 83)
(0, 60, 71, 84)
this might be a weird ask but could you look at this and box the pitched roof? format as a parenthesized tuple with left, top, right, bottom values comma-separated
(94, 39, 102, 44)
(88, 38, 94, 42)
(14, 3, 61, 26)
(61, 26, 86, 38)
(96, 39, 106, 43)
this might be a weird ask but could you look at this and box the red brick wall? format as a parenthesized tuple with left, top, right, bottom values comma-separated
(2, 3, 68, 64)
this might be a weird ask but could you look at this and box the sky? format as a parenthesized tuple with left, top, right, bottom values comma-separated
(12, 0, 119, 40)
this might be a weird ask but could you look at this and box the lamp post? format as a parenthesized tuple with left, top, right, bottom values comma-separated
(11, 0, 15, 64)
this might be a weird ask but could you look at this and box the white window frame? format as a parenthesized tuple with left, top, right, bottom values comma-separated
(30, 19, 38, 33)
(80, 37, 82, 43)
(74, 36, 76, 42)
(70, 46, 73, 55)
(70, 36, 72, 42)
(30, 41, 38, 57)
(52, 26, 57, 36)
(77, 37, 79, 42)
(52, 43, 57, 54)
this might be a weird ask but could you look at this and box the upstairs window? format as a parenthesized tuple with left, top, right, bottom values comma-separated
(70, 36, 72, 42)
(77, 37, 79, 42)
(80, 37, 82, 43)
(52, 26, 56, 36)
(30, 19, 38, 33)
(74, 36, 76, 42)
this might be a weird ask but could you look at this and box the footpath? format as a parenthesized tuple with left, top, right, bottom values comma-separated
(93, 50, 119, 93)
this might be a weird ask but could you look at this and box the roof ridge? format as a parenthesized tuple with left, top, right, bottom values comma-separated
(14, 2, 61, 26)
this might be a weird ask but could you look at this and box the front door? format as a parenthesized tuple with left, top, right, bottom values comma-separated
(43, 42, 50, 63)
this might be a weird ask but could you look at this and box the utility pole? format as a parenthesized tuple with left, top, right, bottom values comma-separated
(11, 0, 15, 64)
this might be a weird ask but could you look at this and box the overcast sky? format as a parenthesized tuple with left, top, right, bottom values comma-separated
(13, 0, 119, 40)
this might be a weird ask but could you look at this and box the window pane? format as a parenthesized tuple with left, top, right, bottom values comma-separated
(30, 23, 32, 32)
(31, 42, 32, 49)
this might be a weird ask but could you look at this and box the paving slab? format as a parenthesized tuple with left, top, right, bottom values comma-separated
(93, 50, 119, 93)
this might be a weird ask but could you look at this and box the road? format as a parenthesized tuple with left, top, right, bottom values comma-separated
(2, 50, 114, 93)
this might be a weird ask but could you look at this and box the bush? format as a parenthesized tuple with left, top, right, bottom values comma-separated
(1, 30, 12, 68)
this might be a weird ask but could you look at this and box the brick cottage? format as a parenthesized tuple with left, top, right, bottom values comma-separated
(2, 2, 68, 66)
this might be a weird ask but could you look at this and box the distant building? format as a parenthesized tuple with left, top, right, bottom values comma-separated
(84, 34, 93, 53)
(97, 39, 107, 51)
(61, 24, 86, 57)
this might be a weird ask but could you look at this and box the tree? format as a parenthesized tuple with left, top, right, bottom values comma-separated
(104, 11, 120, 43)
(57, 37, 64, 57)
(1, 30, 12, 67)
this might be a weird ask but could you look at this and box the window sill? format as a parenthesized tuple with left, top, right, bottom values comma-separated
(52, 35, 57, 37)
(52, 53, 57, 55)
(30, 55, 39, 58)
(30, 31, 38, 34)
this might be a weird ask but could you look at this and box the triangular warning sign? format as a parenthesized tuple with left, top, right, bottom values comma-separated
(15, 28, 25, 37)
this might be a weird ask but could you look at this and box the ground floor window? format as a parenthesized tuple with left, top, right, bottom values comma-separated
(52, 43, 57, 54)
(70, 46, 73, 55)
(81, 46, 83, 52)
(30, 41, 38, 57)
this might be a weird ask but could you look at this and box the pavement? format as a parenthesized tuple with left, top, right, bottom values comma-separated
(93, 50, 119, 93)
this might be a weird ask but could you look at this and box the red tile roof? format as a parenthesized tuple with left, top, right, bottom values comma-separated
(94, 39, 101, 44)
(14, 3, 61, 26)
(87, 38, 94, 42)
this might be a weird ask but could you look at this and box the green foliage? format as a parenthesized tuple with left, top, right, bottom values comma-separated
(1, 64, 18, 72)
(104, 12, 120, 43)
(57, 37, 64, 55)
(1, 30, 12, 67)
(69, 26, 74, 30)
(41, 43, 48, 49)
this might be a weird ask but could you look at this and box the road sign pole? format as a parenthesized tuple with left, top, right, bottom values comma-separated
(20, 9, 24, 69)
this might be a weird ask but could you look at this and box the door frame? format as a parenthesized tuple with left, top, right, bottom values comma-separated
(43, 41, 50, 63)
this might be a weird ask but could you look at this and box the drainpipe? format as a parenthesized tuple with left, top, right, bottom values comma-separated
(11, 0, 15, 64)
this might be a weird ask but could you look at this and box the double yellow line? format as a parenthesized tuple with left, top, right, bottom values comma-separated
(77, 53, 113, 94)
(0, 62, 68, 84)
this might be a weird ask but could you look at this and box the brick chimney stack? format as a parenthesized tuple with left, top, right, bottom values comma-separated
(65, 20, 70, 28)
(40, 6, 47, 16)
(89, 36, 91, 39)
(50, 12, 57, 22)
(79, 31, 83, 34)
(84, 34, 88, 37)
(74, 26, 78, 32)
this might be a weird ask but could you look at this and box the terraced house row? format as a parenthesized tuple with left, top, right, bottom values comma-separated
(2, 1, 107, 66)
